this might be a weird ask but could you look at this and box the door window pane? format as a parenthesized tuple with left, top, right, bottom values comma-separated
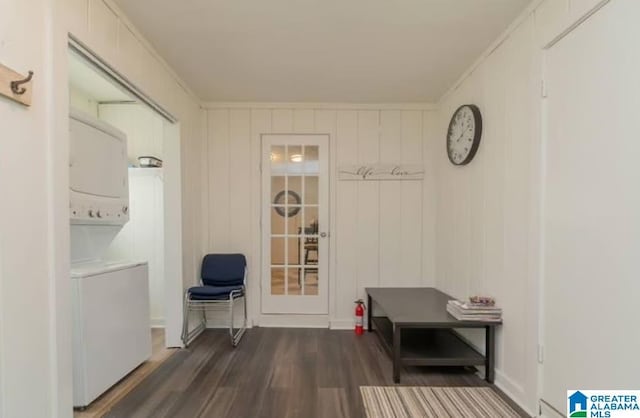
(271, 176, 285, 201)
(287, 176, 302, 199)
(286, 237, 299, 266)
(287, 269, 301, 295)
(270, 146, 285, 167)
(287, 145, 303, 164)
(287, 211, 302, 237)
(271, 210, 285, 235)
(303, 206, 319, 234)
(304, 176, 319, 204)
(303, 269, 319, 296)
(304, 146, 319, 174)
(271, 267, 285, 295)
(305, 145, 318, 161)
(271, 237, 285, 265)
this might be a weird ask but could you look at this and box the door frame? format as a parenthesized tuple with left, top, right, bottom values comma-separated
(260, 134, 330, 316)
(537, 1, 614, 414)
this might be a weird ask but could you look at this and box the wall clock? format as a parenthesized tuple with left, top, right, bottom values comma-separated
(446, 104, 482, 166)
(273, 190, 301, 217)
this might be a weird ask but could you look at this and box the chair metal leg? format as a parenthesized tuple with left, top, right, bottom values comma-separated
(228, 291, 247, 347)
(201, 301, 207, 330)
(184, 289, 248, 349)
(229, 295, 235, 345)
(181, 291, 190, 347)
(182, 292, 208, 349)
(243, 293, 248, 328)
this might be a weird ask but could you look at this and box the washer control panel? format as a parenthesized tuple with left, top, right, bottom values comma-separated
(70, 195, 129, 225)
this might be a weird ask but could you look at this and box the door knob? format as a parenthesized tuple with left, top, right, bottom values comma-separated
(320, 232, 328, 238)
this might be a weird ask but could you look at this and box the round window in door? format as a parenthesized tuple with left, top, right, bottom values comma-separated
(272, 190, 301, 217)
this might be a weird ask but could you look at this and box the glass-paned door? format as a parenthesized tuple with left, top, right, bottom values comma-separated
(261, 135, 329, 314)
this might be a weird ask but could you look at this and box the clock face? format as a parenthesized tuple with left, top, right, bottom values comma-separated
(447, 104, 482, 165)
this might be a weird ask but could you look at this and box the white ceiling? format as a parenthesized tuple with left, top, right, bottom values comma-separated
(116, 0, 531, 103)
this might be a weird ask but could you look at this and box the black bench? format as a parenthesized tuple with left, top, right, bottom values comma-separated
(366, 287, 500, 384)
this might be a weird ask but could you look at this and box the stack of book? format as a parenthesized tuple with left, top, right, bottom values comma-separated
(446, 299, 502, 322)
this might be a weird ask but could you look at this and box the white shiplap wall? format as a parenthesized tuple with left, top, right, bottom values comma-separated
(99, 103, 164, 165)
(69, 85, 100, 116)
(1, 0, 206, 415)
(107, 169, 166, 327)
(205, 106, 436, 325)
(59, 0, 206, 302)
(63, 0, 207, 296)
(435, 17, 539, 411)
(433, 0, 608, 415)
(65, 1, 207, 347)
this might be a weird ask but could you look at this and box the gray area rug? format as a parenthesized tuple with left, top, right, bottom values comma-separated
(360, 386, 521, 418)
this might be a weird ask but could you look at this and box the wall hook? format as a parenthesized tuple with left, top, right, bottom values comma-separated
(10, 71, 33, 95)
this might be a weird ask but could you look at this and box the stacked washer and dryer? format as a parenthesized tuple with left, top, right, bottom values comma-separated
(69, 109, 151, 409)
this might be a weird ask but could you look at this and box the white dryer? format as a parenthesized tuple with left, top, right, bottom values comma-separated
(69, 109, 130, 225)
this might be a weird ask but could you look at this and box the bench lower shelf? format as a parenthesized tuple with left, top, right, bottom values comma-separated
(371, 316, 485, 367)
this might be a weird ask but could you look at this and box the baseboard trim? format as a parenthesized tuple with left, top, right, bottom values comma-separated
(329, 319, 354, 330)
(205, 319, 253, 329)
(258, 314, 329, 328)
(150, 318, 165, 328)
(450, 330, 535, 416)
(539, 399, 564, 418)
(494, 369, 536, 417)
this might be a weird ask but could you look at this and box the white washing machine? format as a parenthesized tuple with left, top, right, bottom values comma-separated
(71, 261, 151, 407)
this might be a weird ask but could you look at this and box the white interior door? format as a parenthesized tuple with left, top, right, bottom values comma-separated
(261, 134, 329, 314)
(542, 0, 640, 413)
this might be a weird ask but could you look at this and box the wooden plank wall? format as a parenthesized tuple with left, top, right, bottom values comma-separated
(64, 0, 206, 295)
(205, 107, 436, 325)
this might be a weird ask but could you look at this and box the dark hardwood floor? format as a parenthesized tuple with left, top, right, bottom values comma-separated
(105, 328, 528, 418)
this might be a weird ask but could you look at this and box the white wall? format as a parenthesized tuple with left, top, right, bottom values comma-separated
(435, 14, 540, 414)
(107, 169, 165, 327)
(434, 0, 610, 414)
(100, 103, 167, 327)
(99, 103, 164, 165)
(0, 0, 205, 415)
(63, 0, 201, 347)
(541, 0, 640, 413)
(69, 85, 99, 116)
(0, 0, 622, 416)
(204, 105, 437, 326)
(62, 0, 207, 297)
(0, 1, 60, 416)
(62, 0, 207, 341)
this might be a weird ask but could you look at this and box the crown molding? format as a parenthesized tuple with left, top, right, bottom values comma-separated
(202, 102, 437, 111)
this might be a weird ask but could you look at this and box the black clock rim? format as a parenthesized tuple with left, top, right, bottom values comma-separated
(446, 104, 482, 166)
(273, 190, 302, 217)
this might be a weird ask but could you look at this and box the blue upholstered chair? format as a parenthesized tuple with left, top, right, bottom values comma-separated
(181, 254, 247, 347)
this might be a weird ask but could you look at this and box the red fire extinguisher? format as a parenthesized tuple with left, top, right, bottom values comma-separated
(354, 299, 366, 335)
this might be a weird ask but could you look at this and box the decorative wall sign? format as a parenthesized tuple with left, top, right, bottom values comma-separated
(338, 164, 424, 181)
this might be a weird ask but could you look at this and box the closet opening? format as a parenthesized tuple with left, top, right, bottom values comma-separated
(67, 39, 183, 413)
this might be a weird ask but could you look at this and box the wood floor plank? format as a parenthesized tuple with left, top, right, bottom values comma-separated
(317, 388, 350, 418)
(106, 328, 530, 418)
(196, 388, 236, 418)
